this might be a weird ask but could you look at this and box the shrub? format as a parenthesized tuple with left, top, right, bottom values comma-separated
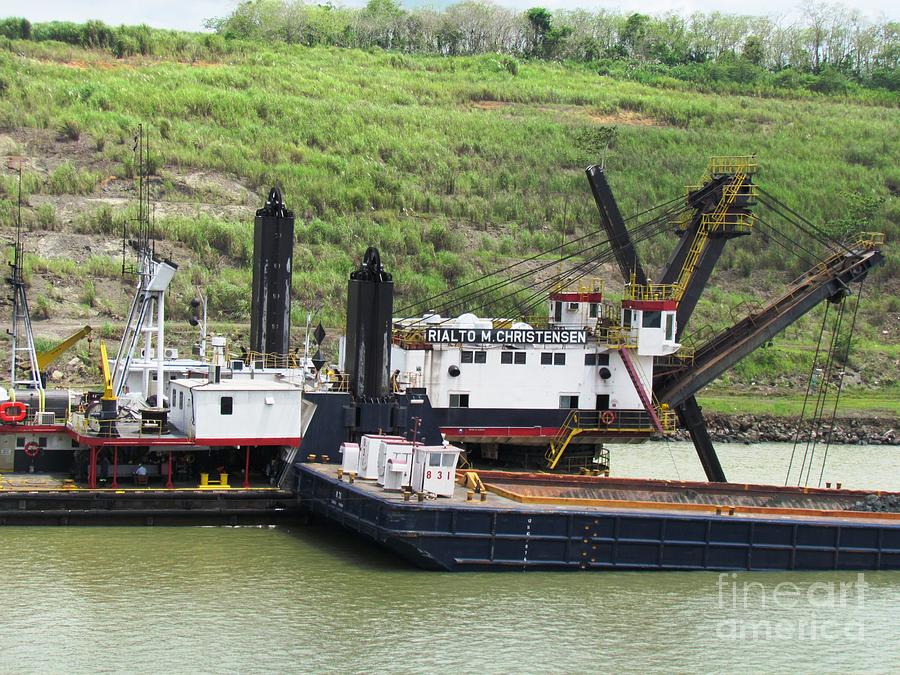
(81, 279, 97, 307)
(58, 118, 81, 142)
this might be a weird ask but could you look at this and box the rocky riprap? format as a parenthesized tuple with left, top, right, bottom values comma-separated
(671, 413, 898, 446)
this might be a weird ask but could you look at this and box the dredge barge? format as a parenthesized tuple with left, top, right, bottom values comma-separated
(297, 461, 900, 572)
(1, 150, 895, 573)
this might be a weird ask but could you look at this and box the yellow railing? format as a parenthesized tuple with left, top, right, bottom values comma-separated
(623, 278, 680, 302)
(241, 350, 308, 369)
(857, 232, 885, 249)
(706, 155, 759, 176)
(595, 325, 637, 348)
(659, 408, 678, 434)
(700, 211, 755, 231)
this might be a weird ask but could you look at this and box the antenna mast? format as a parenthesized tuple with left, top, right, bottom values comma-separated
(8, 157, 44, 405)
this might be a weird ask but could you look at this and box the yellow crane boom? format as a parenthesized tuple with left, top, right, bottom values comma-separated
(99, 341, 115, 401)
(36, 325, 92, 372)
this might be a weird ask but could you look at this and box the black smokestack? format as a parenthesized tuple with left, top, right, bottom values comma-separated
(250, 187, 294, 359)
(345, 247, 393, 398)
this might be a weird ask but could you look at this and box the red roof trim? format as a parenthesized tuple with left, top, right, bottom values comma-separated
(549, 292, 603, 302)
(621, 300, 678, 311)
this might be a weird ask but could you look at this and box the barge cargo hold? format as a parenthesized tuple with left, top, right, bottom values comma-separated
(296, 463, 900, 572)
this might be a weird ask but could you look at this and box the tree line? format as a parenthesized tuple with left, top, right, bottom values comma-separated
(206, 0, 898, 89)
(0, 1, 896, 93)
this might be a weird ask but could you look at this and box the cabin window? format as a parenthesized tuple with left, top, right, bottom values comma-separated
(441, 453, 456, 467)
(589, 303, 598, 318)
(540, 352, 552, 365)
(449, 394, 469, 408)
(474, 351, 486, 364)
(461, 350, 473, 363)
(179, 391, 184, 410)
(643, 311, 662, 328)
(622, 310, 632, 328)
(501, 352, 512, 364)
(16, 437, 24, 448)
(514, 352, 526, 364)
(665, 313, 675, 341)
(503, 351, 526, 365)
(220, 396, 233, 415)
(38, 437, 47, 447)
(597, 353, 610, 366)
(553, 353, 566, 366)
(461, 350, 486, 364)
(554, 302, 562, 322)
(584, 353, 596, 366)
(559, 395, 579, 409)
(428, 453, 442, 467)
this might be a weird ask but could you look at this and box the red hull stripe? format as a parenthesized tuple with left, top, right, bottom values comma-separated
(440, 426, 651, 439)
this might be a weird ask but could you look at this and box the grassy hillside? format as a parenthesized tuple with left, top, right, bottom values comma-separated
(0, 33, 897, 401)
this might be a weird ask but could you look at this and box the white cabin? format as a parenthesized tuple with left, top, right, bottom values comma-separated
(167, 378, 303, 444)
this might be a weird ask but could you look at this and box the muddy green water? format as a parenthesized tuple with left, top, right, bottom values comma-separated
(1, 442, 898, 673)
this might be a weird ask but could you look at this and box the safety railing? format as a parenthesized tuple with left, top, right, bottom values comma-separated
(700, 211, 755, 232)
(239, 350, 309, 369)
(623, 276, 680, 302)
(857, 232, 885, 249)
(706, 155, 759, 176)
(594, 325, 638, 348)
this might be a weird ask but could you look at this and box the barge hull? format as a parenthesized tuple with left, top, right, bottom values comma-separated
(297, 465, 900, 572)
(0, 490, 299, 526)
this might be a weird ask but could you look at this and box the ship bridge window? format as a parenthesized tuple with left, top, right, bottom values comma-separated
(449, 393, 469, 408)
(585, 353, 610, 366)
(429, 453, 442, 467)
(589, 303, 598, 318)
(623, 310, 633, 328)
(220, 396, 233, 415)
(501, 351, 527, 365)
(665, 313, 675, 341)
(642, 311, 661, 328)
(541, 352, 552, 365)
(559, 395, 579, 409)
(554, 302, 562, 322)
(461, 350, 486, 364)
(441, 453, 456, 467)
(553, 353, 566, 366)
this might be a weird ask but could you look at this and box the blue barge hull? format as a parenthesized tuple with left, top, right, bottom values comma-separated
(296, 464, 900, 571)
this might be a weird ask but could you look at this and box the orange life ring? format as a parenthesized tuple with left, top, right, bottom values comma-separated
(600, 410, 616, 426)
(0, 401, 27, 423)
(23, 441, 40, 457)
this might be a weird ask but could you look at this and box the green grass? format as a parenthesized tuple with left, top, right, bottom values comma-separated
(698, 387, 900, 417)
(0, 33, 895, 380)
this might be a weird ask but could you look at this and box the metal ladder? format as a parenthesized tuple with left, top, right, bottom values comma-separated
(618, 348, 664, 434)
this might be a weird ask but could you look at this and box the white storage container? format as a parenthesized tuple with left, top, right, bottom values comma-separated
(382, 446, 414, 491)
(377, 439, 414, 486)
(339, 442, 360, 474)
(358, 434, 406, 480)
(411, 445, 462, 498)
